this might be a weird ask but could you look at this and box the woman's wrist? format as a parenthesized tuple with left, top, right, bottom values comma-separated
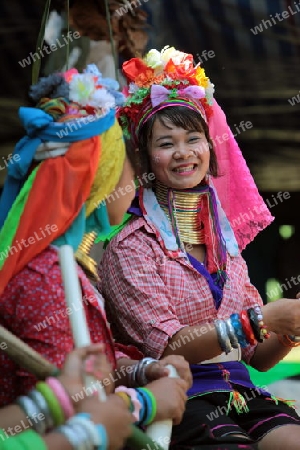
(15, 377, 75, 435)
(277, 334, 300, 348)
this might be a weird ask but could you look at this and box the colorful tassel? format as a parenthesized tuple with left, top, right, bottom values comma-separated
(226, 390, 249, 415)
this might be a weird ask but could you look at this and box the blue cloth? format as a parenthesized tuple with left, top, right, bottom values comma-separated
(52, 202, 111, 251)
(0, 107, 115, 228)
(187, 252, 224, 309)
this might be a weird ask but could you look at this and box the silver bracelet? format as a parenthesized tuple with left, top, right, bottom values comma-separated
(224, 318, 239, 349)
(128, 357, 158, 387)
(16, 395, 46, 435)
(28, 389, 54, 431)
(136, 357, 158, 386)
(214, 319, 233, 354)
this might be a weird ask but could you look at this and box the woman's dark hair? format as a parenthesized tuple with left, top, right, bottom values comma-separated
(134, 106, 219, 187)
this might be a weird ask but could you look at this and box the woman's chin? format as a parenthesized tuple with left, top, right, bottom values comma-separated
(167, 173, 205, 189)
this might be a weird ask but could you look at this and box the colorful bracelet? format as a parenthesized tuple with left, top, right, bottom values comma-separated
(253, 305, 271, 340)
(28, 388, 54, 431)
(57, 422, 93, 450)
(115, 391, 131, 408)
(36, 381, 65, 426)
(247, 308, 263, 343)
(13, 429, 48, 450)
(230, 314, 249, 348)
(16, 395, 47, 435)
(115, 386, 142, 421)
(138, 388, 157, 426)
(46, 377, 74, 420)
(240, 310, 257, 346)
(277, 334, 300, 348)
(68, 413, 108, 450)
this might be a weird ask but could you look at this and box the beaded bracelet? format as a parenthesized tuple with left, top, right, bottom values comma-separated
(214, 319, 233, 354)
(253, 305, 271, 340)
(36, 381, 65, 426)
(46, 377, 74, 420)
(240, 310, 257, 346)
(230, 314, 249, 348)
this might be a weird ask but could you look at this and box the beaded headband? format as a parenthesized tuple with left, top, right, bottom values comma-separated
(118, 46, 215, 145)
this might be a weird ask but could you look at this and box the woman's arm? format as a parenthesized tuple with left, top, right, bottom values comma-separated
(162, 324, 223, 364)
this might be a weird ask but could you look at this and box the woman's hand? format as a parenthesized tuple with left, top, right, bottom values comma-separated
(145, 377, 188, 425)
(262, 298, 300, 335)
(58, 344, 114, 410)
(145, 355, 192, 389)
(76, 394, 133, 450)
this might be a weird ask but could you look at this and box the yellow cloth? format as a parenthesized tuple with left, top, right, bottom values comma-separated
(85, 120, 126, 217)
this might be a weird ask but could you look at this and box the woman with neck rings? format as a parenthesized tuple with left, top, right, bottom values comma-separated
(99, 47, 300, 450)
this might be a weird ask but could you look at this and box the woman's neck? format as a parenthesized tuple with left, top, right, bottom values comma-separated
(154, 180, 205, 245)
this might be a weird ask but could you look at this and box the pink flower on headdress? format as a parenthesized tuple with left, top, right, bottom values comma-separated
(62, 68, 78, 83)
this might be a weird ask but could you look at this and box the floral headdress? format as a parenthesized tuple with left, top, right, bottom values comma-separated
(0, 64, 126, 294)
(29, 64, 125, 122)
(117, 46, 274, 255)
(118, 46, 215, 145)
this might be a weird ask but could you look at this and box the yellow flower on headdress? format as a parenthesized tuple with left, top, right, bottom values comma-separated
(194, 66, 209, 88)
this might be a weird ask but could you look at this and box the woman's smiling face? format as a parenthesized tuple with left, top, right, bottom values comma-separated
(148, 116, 210, 189)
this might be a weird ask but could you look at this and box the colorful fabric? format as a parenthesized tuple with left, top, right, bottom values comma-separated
(99, 213, 262, 367)
(0, 246, 141, 407)
(0, 135, 100, 295)
(0, 64, 127, 296)
(85, 119, 126, 216)
(188, 363, 269, 399)
(208, 101, 274, 250)
(0, 107, 115, 228)
(171, 388, 300, 449)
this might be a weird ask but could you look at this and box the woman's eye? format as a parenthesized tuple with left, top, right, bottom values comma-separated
(159, 142, 173, 148)
(189, 137, 200, 143)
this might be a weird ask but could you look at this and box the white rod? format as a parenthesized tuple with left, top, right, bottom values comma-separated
(59, 245, 106, 401)
(145, 365, 178, 450)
